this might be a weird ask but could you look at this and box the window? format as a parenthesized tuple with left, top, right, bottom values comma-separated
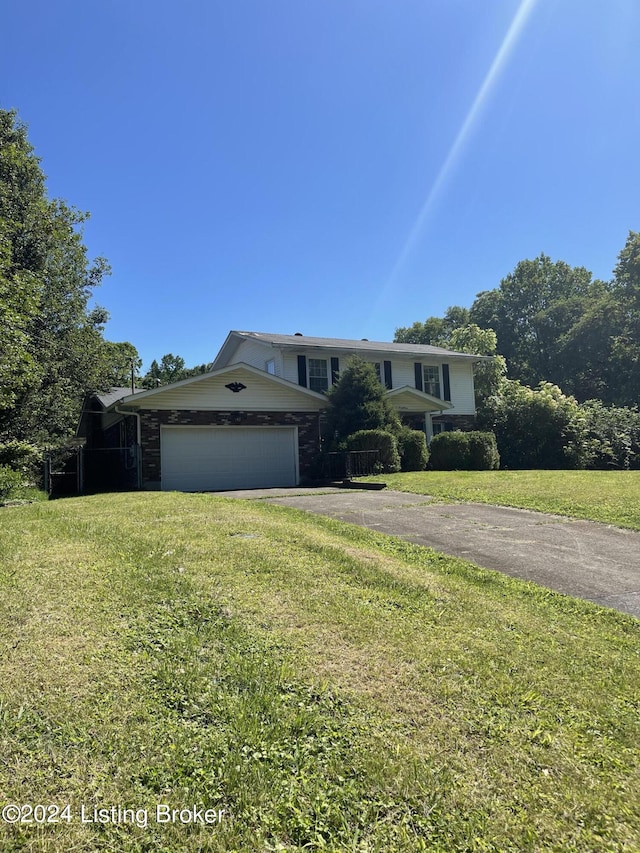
(308, 358, 329, 393)
(266, 359, 276, 375)
(373, 363, 383, 384)
(423, 366, 441, 398)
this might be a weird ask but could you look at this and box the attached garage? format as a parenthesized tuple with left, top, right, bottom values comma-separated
(90, 363, 328, 492)
(161, 425, 298, 491)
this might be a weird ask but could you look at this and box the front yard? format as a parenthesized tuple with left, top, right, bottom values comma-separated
(364, 469, 640, 530)
(1, 489, 639, 851)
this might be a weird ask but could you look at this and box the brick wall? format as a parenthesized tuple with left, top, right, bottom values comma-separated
(431, 414, 477, 431)
(139, 409, 322, 489)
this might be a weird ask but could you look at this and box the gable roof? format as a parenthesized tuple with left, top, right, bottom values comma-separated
(110, 362, 328, 410)
(213, 330, 487, 368)
(386, 385, 454, 411)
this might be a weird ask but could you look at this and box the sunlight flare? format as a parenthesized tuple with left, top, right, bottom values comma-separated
(372, 0, 539, 320)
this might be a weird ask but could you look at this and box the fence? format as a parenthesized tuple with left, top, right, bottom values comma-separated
(45, 445, 140, 497)
(324, 449, 380, 480)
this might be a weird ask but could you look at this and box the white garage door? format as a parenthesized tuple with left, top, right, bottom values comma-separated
(161, 426, 298, 491)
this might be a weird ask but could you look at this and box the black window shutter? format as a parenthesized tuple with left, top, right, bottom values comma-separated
(331, 357, 339, 385)
(414, 362, 423, 391)
(297, 355, 307, 387)
(442, 363, 451, 401)
(384, 360, 392, 389)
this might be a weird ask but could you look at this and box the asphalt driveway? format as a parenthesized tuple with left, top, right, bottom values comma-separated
(218, 487, 640, 619)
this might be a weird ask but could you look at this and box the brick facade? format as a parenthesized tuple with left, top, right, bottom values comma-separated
(139, 409, 322, 489)
(431, 414, 477, 432)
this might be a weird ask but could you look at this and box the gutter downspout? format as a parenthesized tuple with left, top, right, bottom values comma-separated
(116, 405, 142, 489)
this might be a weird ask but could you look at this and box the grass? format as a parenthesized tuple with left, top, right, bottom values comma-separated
(363, 470, 640, 530)
(1, 492, 639, 851)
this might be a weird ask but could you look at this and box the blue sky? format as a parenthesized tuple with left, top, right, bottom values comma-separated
(2, 0, 639, 370)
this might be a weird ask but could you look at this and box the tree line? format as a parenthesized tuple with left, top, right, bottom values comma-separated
(0, 110, 211, 482)
(395, 237, 640, 468)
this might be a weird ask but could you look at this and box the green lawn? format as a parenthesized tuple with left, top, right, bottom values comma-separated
(1, 492, 639, 852)
(364, 470, 640, 530)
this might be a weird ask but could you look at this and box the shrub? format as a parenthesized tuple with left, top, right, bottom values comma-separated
(478, 380, 588, 469)
(397, 428, 429, 471)
(466, 431, 500, 470)
(429, 432, 469, 470)
(429, 431, 499, 471)
(0, 465, 24, 500)
(345, 429, 401, 473)
(0, 440, 41, 480)
(580, 400, 640, 469)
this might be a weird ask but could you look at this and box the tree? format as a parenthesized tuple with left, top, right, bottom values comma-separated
(0, 110, 46, 410)
(0, 109, 132, 450)
(101, 341, 143, 388)
(470, 254, 599, 390)
(609, 230, 640, 404)
(395, 313, 506, 406)
(395, 305, 470, 346)
(141, 354, 209, 388)
(324, 356, 400, 445)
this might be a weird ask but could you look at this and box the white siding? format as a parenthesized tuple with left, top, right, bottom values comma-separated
(448, 361, 476, 414)
(232, 339, 275, 371)
(224, 346, 477, 415)
(390, 358, 476, 414)
(283, 351, 385, 386)
(390, 360, 416, 389)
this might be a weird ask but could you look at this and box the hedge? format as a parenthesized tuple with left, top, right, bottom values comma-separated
(345, 429, 401, 473)
(397, 428, 429, 471)
(429, 431, 500, 471)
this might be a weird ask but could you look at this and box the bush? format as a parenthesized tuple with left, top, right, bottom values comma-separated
(466, 431, 500, 470)
(580, 400, 640, 469)
(478, 380, 588, 469)
(429, 431, 500, 471)
(397, 428, 429, 471)
(0, 465, 24, 500)
(345, 429, 401, 473)
(429, 432, 468, 470)
(0, 440, 41, 480)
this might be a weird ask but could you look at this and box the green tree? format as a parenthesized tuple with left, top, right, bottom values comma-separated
(101, 341, 143, 388)
(141, 354, 209, 388)
(0, 110, 46, 410)
(470, 254, 598, 391)
(0, 109, 131, 449)
(609, 230, 640, 404)
(395, 313, 506, 406)
(325, 356, 400, 445)
(395, 305, 470, 346)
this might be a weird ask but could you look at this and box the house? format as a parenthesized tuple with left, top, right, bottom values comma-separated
(78, 331, 485, 492)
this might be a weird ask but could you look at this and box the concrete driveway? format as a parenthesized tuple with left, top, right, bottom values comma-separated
(218, 487, 640, 619)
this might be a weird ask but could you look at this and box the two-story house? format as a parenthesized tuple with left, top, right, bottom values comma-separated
(78, 331, 485, 492)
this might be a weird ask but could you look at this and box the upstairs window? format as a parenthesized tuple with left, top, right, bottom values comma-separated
(266, 359, 276, 375)
(423, 365, 441, 398)
(309, 358, 329, 393)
